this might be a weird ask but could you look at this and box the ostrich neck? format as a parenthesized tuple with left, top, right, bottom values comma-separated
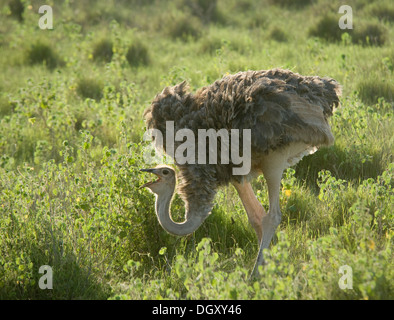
(154, 186, 209, 236)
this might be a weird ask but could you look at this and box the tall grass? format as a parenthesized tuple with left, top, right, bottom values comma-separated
(0, 0, 392, 300)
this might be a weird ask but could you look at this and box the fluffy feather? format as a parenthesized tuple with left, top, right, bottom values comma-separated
(143, 68, 341, 208)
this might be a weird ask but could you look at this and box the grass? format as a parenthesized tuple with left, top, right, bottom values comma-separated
(92, 39, 114, 63)
(357, 78, 394, 104)
(126, 40, 150, 67)
(26, 41, 63, 70)
(268, 26, 288, 42)
(308, 14, 347, 42)
(352, 22, 388, 47)
(0, 0, 393, 300)
(8, 0, 24, 22)
(364, 2, 394, 23)
(162, 10, 203, 41)
(76, 77, 104, 100)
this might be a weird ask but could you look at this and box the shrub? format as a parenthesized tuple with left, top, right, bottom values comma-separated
(268, 26, 288, 42)
(268, 0, 312, 9)
(0, 96, 13, 118)
(199, 34, 223, 54)
(308, 14, 346, 42)
(77, 78, 103, 101)
(309, 12, 388, 46)
(199, 36, 249, 55)
(163, 11, 202, 41)
(126, 41, 150, 67)
(357, 79, 394, 104)
(8, 0, 24, 22)
(92, 39, 113, 63)
(26, 42, 62, 70)
(178, 0, 221, 23)
(365, 2, 394, 23)
(353, 22, 388, 47)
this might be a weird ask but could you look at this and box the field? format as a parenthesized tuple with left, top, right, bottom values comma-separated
(0, 0, 393, 300)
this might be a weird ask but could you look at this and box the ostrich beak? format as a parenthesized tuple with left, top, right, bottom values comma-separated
(140, 168, 160, 188)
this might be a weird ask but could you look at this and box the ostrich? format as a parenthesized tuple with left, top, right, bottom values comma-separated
(141, 68, 341, 275)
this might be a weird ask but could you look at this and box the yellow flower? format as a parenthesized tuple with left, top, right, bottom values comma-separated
(284, 189, 292, 197)
(368, 240, 375, 251)
(28, 5, 33, 10)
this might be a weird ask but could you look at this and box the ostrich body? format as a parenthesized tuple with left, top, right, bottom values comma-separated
(142, 68, 341, 275)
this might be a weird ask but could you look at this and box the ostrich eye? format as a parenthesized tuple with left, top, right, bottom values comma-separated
(162, 169, 169, 175)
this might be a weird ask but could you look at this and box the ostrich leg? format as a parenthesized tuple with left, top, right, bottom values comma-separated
(249, 142, 312, 276)
(233, 163, 284, 277)
(233, 181, 266, 243)
(251, 162, 284, 276)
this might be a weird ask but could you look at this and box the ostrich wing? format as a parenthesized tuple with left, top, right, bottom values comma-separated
(226, 69, 341, 155)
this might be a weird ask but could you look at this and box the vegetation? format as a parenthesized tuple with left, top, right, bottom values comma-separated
(126, 40, 150, 68)
(26, 41, 63, 69)
(92, 39, 114, 63)
(0, 0, 392, 300)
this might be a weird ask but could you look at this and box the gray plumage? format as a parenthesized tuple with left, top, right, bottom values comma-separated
(143, 68, 341, 214)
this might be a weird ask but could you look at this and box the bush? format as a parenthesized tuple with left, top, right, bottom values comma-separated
(364, 2, 394, 23)
(308, 14, 346, 42)
(0, 142, 153, 299)
(8, 0, 24, 22)
(310, 12, 388, 46)
(92, 39, 113, 63)
(178, 0, 221, 23)
(267, 0, 312, 9)
(111, 219, 394, 300)
(126, 41, 150, 67)
(199, 34, 223, 54)
(353, 22, 388, 47)
(26, 42, 63, 70)
(357, 79, 394, 104)
(77, 78, 103, 101)
(268, 26, 288, 42)
(0, 96, 13, 118)
(199, 35, 249, 55)
(163, 11, 202, 41)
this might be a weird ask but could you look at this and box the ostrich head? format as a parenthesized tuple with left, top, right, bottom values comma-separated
(140, 164, 212, 236)
(140, 166, 176, 195)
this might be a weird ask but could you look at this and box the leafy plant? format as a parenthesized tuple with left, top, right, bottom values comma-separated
(0, 0, 392, 300)
(26, 42, 63, 70)
(92, 39, 114, 63)
(126, 41, 150, 67)
(77, 78, 103, 101)
(353, 22, 388, 46)
(162, 10, 202, 41)
(308, 14, 346, 42)
(8, 0, 24, 22)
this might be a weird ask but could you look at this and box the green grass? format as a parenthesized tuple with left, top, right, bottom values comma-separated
(92, 39, 114, 63)
(126, 40, 150, 68)
(25, 41, 64, 69)
(0, 0, 393, 300)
